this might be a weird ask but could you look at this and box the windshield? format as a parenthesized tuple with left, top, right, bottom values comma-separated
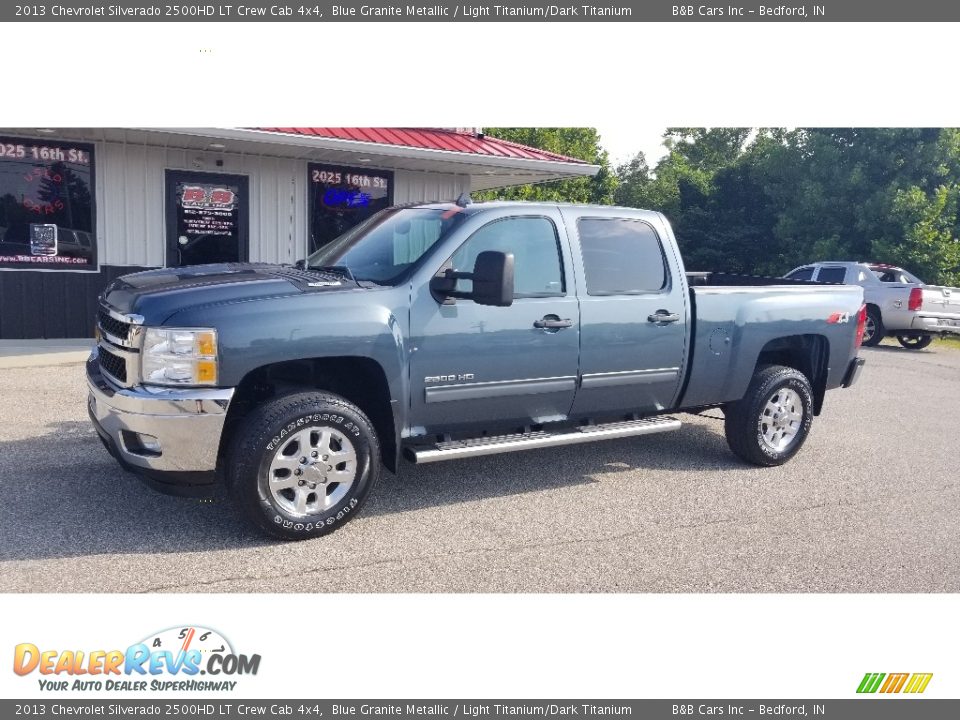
(306, 207, 468, 284)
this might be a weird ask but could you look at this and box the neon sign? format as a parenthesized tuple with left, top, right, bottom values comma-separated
(322, 188, 371, 209)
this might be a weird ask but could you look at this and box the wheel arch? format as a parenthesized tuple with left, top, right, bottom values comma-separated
(864, 301, 883, 329)
(220, 356, 400, 473)
(754, 334, 829, 415)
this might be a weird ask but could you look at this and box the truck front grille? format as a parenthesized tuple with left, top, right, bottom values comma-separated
(98, 347, 128, 383)
(98, 308, 131, 342)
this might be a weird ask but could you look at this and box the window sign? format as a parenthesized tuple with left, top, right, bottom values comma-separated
(0, 137, 96, 270)
(166, 170, 248, 267)
(308, 163, 392, 254)
(180, 184, 239, 236)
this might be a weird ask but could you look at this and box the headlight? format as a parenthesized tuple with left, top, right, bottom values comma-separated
(141, 327, 218, 386)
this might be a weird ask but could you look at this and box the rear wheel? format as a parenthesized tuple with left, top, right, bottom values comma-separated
(227, 391, 380, 540)
(896, 334, 933, 350)
(861, 306, 884, 346)
(724, 365, 814, 467)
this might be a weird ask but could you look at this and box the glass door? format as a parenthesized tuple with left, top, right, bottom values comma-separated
(165, 170, 249, 267)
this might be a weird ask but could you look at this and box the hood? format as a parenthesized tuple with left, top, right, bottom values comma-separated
(101, 263, 353, 322)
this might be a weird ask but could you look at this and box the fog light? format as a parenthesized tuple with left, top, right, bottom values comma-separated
(138, 434, 161, 453)
(121, 431, 162, 457)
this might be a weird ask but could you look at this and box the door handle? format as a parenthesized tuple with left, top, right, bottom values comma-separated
(647, 311, 681, 324)
(534, 316, 573, 330)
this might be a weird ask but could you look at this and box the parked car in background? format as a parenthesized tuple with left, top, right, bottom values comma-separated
(785, 261, 960, 349)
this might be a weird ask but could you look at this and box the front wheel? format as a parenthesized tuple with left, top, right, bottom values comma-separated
(227, 391, 381, 540)
(724, 365, 814, 467)
(896, 334, 933, 350)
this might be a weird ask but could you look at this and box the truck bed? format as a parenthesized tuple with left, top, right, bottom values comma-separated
(678, 282, 865, 410)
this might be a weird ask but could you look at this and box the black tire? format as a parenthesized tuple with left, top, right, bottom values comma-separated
(724, 365, 814, 467)
(227, 391, 380, 540)
(861, 306, 884, 347)
(896, 334, 933, 350)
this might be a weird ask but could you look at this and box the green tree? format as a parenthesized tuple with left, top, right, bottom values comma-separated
(613, 127, 960, 284)
(766, 128, 960, 283)
(476, 128, 615, 204)
(611, 151, 650, 207)
(614, 127, 775, 272)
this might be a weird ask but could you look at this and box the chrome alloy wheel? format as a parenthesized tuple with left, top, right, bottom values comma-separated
(862, 315, 877, 343)
(758, 388, 803, 453)
(267, 426, 358, 517)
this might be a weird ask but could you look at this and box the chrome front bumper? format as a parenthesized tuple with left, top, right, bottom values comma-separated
(86, 347, 234, 481)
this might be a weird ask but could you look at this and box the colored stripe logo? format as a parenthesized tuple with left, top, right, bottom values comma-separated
(857, 672, 933, 694)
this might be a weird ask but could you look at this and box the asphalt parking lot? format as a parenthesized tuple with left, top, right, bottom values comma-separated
(1, 341, 958, 593)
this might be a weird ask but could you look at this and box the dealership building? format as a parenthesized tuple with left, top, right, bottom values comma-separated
(0, 127, 597, 339)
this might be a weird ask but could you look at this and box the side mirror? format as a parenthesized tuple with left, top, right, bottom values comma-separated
(471, 251, 514, 307)
(428, 251, 515, 307)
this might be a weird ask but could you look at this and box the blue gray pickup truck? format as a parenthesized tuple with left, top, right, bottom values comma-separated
(87, 200, 867, 539)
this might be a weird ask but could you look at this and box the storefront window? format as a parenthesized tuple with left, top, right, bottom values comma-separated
(0, 136, 96, 271)
(307, 163, 393, 254)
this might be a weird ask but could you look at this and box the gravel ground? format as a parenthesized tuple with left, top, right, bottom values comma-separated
(1, 341, 957, 593)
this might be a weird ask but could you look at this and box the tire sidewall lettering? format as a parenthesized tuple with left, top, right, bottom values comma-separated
(270, 496, 360, 533)
(266, 412, 360, 452)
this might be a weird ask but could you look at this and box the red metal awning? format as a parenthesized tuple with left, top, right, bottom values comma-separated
(256, 128, 590, 165)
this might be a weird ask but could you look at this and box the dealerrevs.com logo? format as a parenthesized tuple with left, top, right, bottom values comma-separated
(13, 626, 261, 693)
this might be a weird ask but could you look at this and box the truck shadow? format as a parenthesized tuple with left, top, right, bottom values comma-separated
(0, 417, 741, 563)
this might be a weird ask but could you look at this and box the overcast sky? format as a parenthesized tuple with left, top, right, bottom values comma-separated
(595, 124, 670, 169)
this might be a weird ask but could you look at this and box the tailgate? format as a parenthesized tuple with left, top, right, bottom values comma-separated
(921, 285, 960, 323)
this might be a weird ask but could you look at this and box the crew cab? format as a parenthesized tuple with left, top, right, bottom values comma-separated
(88, 200, 866, 539)
(785, 261, 960, 349)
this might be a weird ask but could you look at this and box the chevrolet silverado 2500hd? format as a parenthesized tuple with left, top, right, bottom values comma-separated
(87, 201, 867, 539)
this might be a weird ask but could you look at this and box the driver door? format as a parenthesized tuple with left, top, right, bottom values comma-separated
(408, 212, 581, 435)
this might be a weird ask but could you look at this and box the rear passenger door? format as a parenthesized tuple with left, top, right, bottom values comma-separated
(565, 211, 689, 417)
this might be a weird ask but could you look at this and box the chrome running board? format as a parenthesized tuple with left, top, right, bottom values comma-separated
(405, 416, 682, 464)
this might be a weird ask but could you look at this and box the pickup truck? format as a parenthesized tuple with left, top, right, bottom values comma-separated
(785, 261, 960, 349)
(87, 200, 867, 539)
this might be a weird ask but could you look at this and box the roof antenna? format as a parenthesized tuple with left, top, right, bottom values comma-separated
(455, 192, 472, 208)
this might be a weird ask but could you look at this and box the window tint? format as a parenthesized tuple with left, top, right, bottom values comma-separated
(817, 267, 847, 284)
(450, 216, 564, 298)
(786, 267, 815, 281)
(578, 218, 667, 295)
(308, 207, 467, 284)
